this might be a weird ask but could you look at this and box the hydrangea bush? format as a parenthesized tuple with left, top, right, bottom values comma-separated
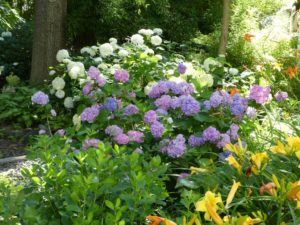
(25, 29, 300, 224)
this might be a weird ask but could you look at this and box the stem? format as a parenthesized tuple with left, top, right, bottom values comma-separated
(276, 200, 283, 225)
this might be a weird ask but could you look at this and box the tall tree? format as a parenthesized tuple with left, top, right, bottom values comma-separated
(218, 0, 231, 56)
(30, 0, 67, 85)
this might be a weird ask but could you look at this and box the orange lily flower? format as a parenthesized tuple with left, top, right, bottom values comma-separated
(243, 33, 255, 42)
(287, 65, 298, 79)
(146, 215, 177, 225)
(227, 88, 240, 97)
(259, 182, 276, 196)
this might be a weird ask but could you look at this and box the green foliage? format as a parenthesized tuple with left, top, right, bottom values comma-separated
(0, 0, 24, 30)
(67, 0, 222, 47)
(0, 86, 39, 127)
(0, 176, 23, 224)
(19, 135, 168, 224)
(0, 22, 33, 84)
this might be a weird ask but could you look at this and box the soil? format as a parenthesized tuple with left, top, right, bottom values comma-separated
(0, 124, 38, 158)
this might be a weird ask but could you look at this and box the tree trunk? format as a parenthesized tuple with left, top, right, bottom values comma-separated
(30, 0, 67, 86)
(218, 0, 231, 56)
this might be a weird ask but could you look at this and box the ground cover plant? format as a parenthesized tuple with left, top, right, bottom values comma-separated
(0, 28, 299, 225)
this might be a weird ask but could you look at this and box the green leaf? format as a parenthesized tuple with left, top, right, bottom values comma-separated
(105, 200, 114, 210)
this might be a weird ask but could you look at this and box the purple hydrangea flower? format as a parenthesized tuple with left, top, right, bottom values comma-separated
(178, 82, 194, 95)
(170, 97, 180, 109)
(160, 134, 186, 158)
(88, 66, 100, 79)
(216, 133, 231, 148)
(202, 126, 220, 143)
(95, 75, 106, 87)
(156, 108, 168, 115)
(178, 63, 187, 74)
(128, 130, 144, 143)
(124, 104, 139, 116)
(231, 94, 248, 116)
(104, 97, 118, 112)
(105, 125, 123, 137)
(203, 100, 211, 110)
(31, 91, 49, 105)
(83, 138, 102, 150)
(249, 85, 271, 104)
(83, 81, 93, 95)
(227, 124, 239, 140)
(246, 107, 257, 119)
(144, 110, 157, 124)
(127, 92, 136, 98)
(218, 150, 232, 161)
(133, 147, 144, 154)
(114, 70, 129, 83)
(209, 91, 224, 108)
(56, 129, 65, 137)
(179, 95, 200, 116)
(275, 91, 288, 101)
(155, 95, 172, 110)
(188, 135, 205, 147)
(80, 105, 100, 123)
(148, 81, 170, 98)
(177, 173, 190, 182)
(150, 121, 164, 138)
(115, 134, 129, 145)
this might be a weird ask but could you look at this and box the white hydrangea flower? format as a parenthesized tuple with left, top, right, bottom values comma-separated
(49, 70, 56, 76)
(166, 69, 174, 75)
(80, 47, 96, 57)
(118, 49, 129, 57)
(98, 63, 108, 70)
(0, 37, 4, 41)
(55, 90, 65, 99)
(67, 61, 85, 79)
(56, 49, 70, 62)
(144, 48, 154, 55)
(144, 81, 157, 95)
(131, 34, 144, 45)
(167, 117, 173, 124)
(169, 76, 185, 83)
(72, 114, 81, 129)
(229, 68, 239, 76)
(153, 28, 163, 35)
(109, 64, 121, 74)
(12, 62, 18, 66)
(93, 57, 102, 63)
(197, 73, 214, 87)
(109, 38, 118, 44)
(155, 54, 162, 60)
(151, 35, 162, 46)
(138, 29, 154, 36)
(64, 97, 74, 109)
(62, 58, 71, 64)
(1, 31, 12, 37)
(203, 58, 221, 72)
(99, 43, 114, 57)
(52, 77, 65, 90)
(50, 88, 55, 94)
(91, 46, 99, 51)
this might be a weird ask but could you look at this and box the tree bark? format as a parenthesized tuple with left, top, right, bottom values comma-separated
(218, 0, 231, 56)
(30, 0, 67, 86)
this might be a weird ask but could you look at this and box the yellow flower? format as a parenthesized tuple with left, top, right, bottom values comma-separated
(271, 141, 286, 155)
(226, 180, 241, 208)
(236, 216, 261, 225)
(184, 215, 201, 225)
(195, 191, 223, 224)
(190, 166, 208, 174)
(251, 152, 269, 175)
(226, 155, 242, 174)
(287, 137, 300, 159)
(224, 139, 246, 160)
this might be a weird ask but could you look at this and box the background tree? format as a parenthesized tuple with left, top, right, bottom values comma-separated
(29, 0, 67, 86)
(218, 0, 231, 56)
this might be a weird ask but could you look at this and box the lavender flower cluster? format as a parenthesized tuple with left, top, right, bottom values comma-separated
(83, 138, 102, 150)
(203, 90, 248, 118)
(249, 85, 270, 104)
(81, 104, 100, 123)
(88, 66, 107, 87)
(105, 125, 144, 145)
(188, 124, 239, 149)
(148, 80, 194, 99)
(160, 134, 186, 158)
(31, 91, 49, 105)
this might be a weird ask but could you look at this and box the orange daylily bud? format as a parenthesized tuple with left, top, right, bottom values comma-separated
(243, 33, 255, 42)
(259, 182, 276, 196)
